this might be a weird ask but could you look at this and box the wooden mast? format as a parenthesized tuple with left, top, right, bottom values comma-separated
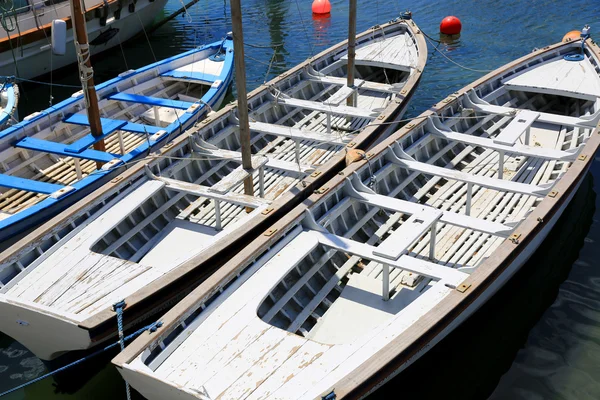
(347, 0, 357, 107)
(230, 0, 254, 203)
(69, 0, 105, 170)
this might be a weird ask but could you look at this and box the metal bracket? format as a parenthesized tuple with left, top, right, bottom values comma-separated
(456, 283, 471, 293)
(315, 186, 329, 194)
(310, 171, 322, 178)
(264, 228, 278, 237)
(509, 233, 521, 244)
(347, 142, 357, 148)
(578, 154, 587, 161)
(548, 190, 558, 198)
(111, 176, 124, 184)
(261, 207, 274, 215)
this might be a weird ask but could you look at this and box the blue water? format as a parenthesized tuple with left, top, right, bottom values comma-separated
(3, 0, 600, 398)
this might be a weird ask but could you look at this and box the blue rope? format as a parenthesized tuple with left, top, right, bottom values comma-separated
(113, 300, 132, 400)
(0, 302, 162, 398)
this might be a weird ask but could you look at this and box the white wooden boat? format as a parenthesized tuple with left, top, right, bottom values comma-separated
(0, 81, 18, 128)
(113, 34, 600, 399)
(0, 37, 234, 244)
(0, 17, 426, 362)
(0, 0, 169, 79)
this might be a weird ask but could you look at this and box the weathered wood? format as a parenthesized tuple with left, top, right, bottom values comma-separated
(110, 37, 600, 400)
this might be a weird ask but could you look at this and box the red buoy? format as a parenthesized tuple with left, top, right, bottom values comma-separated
(312, 0, 331, 15)
(440, 16, 462, 35)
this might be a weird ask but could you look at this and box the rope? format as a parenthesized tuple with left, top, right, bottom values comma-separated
(0, 1, 20, 78)
(75, 42, 94, 108)
(0, 75, 81, 88)
(136, 11, 157, 62)
(244, 41, 284, 49)
(113, 300, 132, 400)
(293, 0, 315, 57)
(0, 312, 163, 398)
(421, 31, 493, 74)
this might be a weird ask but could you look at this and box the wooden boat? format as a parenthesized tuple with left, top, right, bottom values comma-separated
(0, 81, 18, 128)
(112, 33, 600, 399)
(0, 0, 169, 79)
(0, 17, 426, 362)
(0, 37, 234, 244)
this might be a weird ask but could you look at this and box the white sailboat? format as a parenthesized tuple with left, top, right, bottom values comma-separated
(0, 0, 168, 79)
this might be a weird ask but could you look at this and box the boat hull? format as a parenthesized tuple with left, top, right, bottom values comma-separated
(0, 91, 414, 361)
(0, 17, 427, 366)
(361, 160, 591, 398)
(0, 83, 230, 248)
(0, 0, 169, 80)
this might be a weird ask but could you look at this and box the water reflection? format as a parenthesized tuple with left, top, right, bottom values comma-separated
(312, 13, 332, 47)
(264, 0, 289, 80)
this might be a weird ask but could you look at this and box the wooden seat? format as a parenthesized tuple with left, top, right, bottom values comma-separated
(426, 117, 582, 161)
(386, 143, 554, 197)
(108, 92, 195, 110)
(249, 121, 352, 145)
(464, 89, 600, 128)
(492, 109, 539, 146)
(16, 137, 120, 164)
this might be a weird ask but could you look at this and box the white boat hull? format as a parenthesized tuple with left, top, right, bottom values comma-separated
(0, 0, 168, 80)
(364, 162, 590, 397)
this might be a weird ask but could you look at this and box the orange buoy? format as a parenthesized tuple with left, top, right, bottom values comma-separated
(563, 30, 581, 42)
(440, 16, 462, 35)
(312, 0, 331, 15)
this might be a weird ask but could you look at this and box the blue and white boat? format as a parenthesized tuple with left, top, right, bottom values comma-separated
(0, 35, 233, 244)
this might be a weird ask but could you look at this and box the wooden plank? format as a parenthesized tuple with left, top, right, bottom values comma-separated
(16, 137, 119, 164)
(464, 89, 600, 128)
(274, 97, 378, 119)
(249, 121, 352, 146)
(107, 92, 194, 110)
(493, 110, 539, 145)
(373, 210, 441, 260)
(308, 74, 402, 94)
(428, 118, 580, 161)
(324, 85, 357, 106)
(386, 146, 554, 197)
(310, 231, 468, 283)
(157, 176, 271, 208)
(192, 145, 314, 175)
(63, 115, 128, 153)
(0, 173, 65, 195)
(209, 157, 268, 195)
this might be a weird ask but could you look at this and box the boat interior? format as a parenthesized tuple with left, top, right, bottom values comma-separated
(0, 23, 421, 324)
(0, 44, 227, 221)
(119, 43, 600, 400)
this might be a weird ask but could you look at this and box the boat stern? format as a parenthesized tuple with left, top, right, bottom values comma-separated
(0, 294, 92, 361)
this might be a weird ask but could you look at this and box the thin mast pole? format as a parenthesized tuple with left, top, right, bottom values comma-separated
(70, 0, 105, 169)
(230, 0, 254, 203)
(347, 0, 357, 107)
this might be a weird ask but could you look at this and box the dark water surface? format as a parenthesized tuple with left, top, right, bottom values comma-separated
(2, 0, 600, 398)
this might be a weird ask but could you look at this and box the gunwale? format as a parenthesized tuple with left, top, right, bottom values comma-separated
(112, 37, 600, 398)
(0, 18, 427, 347)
